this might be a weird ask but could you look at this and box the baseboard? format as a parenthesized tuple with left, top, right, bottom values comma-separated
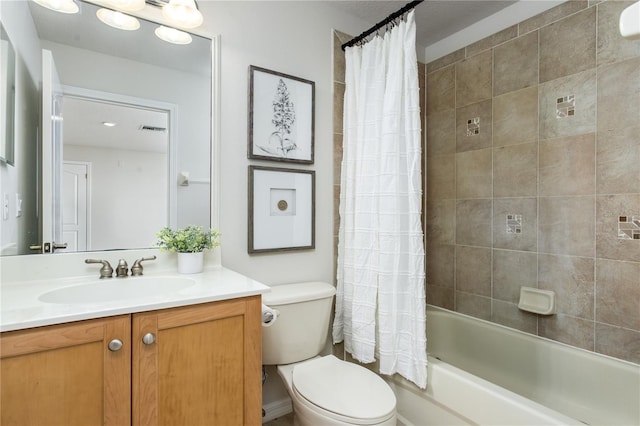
(262, 397, 293, 423)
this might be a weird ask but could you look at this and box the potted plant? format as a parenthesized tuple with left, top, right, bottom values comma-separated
(155, 225, 221, 274)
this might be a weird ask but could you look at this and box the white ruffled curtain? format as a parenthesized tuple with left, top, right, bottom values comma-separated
(332, 11, 427, 389)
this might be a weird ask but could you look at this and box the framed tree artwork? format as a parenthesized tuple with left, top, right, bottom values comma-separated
(248, 66, 315, 164)
(248, 166, 315, 253)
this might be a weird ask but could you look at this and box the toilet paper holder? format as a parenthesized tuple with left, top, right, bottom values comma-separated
(261, 304, 279, 327)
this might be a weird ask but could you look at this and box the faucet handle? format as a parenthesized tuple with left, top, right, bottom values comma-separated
(116, 259, 129, 278)
(131, 255, 157, 276)
(85, 259, 114, 279)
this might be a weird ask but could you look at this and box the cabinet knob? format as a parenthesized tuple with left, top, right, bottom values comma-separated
(142, 333, 156, 345)
(108, 339, 123, 352)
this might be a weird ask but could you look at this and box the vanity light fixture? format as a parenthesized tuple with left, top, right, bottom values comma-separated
(102, 0, 145, 12)
(155, 25, 192, 45)
(32, 0, 79, 14)
(162, 0, 203, 29)
(96, 8, 140, 31)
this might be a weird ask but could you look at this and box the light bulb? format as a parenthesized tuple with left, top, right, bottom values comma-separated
(162, 0, 203, 29)
(33, 0, 79, 14)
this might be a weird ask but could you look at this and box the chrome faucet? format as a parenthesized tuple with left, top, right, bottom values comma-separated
(85, 259, 114, 279)
(116, 259, 129, 277)
(131, 255, 157, 276)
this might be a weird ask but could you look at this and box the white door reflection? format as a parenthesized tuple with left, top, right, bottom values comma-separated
(62, 96, 169, 251)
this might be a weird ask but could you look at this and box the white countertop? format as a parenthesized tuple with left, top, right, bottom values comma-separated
(0, 266, 270, 332)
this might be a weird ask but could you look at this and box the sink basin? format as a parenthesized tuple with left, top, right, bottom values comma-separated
(39, 276, 196, 304)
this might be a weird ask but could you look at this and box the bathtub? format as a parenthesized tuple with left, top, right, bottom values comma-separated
(386, 306, 640, 426)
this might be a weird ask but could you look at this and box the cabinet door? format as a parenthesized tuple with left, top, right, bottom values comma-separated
(132, 296, 262, 426)
(0, 315, 131, 426)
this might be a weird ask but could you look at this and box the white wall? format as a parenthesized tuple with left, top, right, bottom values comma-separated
(0, 1, 41, 255)
(64, 145, 167, 250)
(200, 1, 371, 287)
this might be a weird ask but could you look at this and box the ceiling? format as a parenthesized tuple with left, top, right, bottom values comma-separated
(325, 0, 518, 47)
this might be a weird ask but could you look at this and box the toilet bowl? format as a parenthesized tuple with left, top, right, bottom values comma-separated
(261, 282, 397, 426)
(277, 355, 397, 426)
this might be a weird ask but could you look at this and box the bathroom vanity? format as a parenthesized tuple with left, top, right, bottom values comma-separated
(0, 267, 268, 425)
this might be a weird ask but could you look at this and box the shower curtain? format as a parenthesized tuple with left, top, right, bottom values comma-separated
(332, 11, 427, 389)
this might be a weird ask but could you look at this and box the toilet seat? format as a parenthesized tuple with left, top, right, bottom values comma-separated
(291, 355, 396, 424)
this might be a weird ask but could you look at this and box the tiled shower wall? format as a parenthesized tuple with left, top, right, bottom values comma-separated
(333, 0, 638, 366)
(425, 0, 639, 364)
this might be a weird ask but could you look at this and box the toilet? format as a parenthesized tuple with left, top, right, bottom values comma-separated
(262, 282, 397, 426)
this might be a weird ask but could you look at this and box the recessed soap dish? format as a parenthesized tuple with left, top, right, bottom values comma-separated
(518, 287, 556, 315)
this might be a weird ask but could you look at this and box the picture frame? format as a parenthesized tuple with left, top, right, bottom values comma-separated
(248, 65, 314, 164)
(248, 165, 315, 253)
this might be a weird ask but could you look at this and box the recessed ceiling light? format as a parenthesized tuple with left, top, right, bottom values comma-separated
(155, 26, 192, 45)
(33, 0, 79, 14)
(102, 121, 117, 127)
(96, 8, 140, 31)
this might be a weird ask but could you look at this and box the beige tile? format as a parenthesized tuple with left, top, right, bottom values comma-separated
(539, 69, 596, 140)
(518, 0, 588, 35)
(538, 196, 595, 257)
(427, 48, 465, 74)
(427, 154, 455, 200)
(539, 7, 596, 83)
(493, 86, 538, 148)
(493, 249, 537, 303)
(426, 199, 455, 245)
(539, 133, 596, 196)
(264, 412, 294, 426)
(333, 133, 342, 185)
(466, 25, 518, 58)
(539, 314, 595, 351)
(596, 194, 640, 262)
(491, 300, 538, 334)
(493, 142, 538, 198)
(596, 258, 640, 331)
(456, 199, 492, 247)
(595, 322, 640, 364)
(427, 65, 455, 114)
(427, 285, 455, 310)
(333, 32, 346, 84)
(538, 254, 595, 319)
(456, 245, 492, 297)
(493, 198, 538, 252)
(426, 243, 455, 289)
(455, 50, 492, 108)
(493, 31, 539, 97)
(456, 291, 491, 321)
(597, 0, 640, 67)
(456, 148, 492, 199)
(597, 57, 640, 132)
(427, 110, 456, 156)
(333, 82, 344, 134)
(456, 100, 492, 153)
(596, 126, 640, 195)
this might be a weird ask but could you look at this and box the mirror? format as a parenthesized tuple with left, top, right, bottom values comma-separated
(0, 0, 212, 255)
(0, 23, 16, 165)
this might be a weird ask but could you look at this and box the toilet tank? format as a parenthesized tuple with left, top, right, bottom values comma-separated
(262, 282, 336, 365)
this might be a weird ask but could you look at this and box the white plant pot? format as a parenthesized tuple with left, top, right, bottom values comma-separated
(177, 251, 204, 274)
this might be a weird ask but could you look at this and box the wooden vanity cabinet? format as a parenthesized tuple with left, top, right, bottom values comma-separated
(0, 315, 131, 426)
(133, 295, 262, 426)
(0, 295, 262, 426)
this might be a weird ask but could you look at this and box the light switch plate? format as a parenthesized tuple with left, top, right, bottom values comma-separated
(3, 193, 9, 220)
(15, 193, 22, 218)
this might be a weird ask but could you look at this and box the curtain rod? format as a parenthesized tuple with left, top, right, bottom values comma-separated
(341, 0, 424, 51)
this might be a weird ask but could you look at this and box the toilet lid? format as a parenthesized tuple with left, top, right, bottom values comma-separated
(292, 355, 396, 421)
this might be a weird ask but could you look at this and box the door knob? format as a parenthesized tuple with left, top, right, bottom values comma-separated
(108, 339, 123, 351)
(142, 333, 156, 345)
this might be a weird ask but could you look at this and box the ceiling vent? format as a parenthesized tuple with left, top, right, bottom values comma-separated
(139, 125, 167, 132)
